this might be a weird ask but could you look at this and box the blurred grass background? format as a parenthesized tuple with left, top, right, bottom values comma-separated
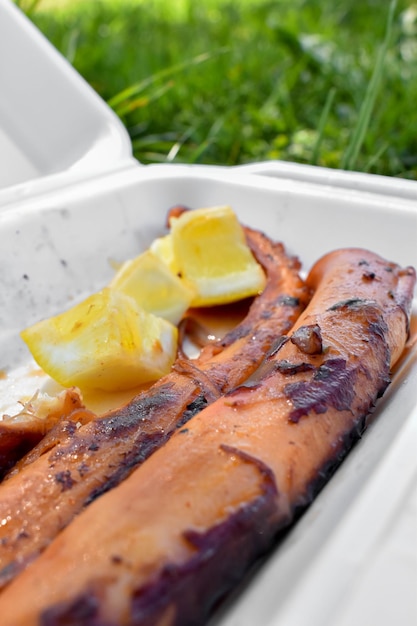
(17, 0, 417, 178)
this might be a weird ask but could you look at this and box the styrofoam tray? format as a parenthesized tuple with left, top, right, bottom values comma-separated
(0, 163, 416, 626)
(0, 1, 416, 624)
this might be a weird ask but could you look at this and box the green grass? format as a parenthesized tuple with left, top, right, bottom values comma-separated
(20, 0, 417, 178)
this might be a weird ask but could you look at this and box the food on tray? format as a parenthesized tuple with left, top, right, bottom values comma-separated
(0, 247, 414, 626)
(0, 226, 310, 590)
(20, 205, 266, 394)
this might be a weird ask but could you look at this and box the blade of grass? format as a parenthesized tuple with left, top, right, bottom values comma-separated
(310, 86, 336, 165)
(340, 0, 397, 171)
(187, 116, 225, 163)
(166, 127, 196, 162)
(364, 142, 389, 173)
(115, 80, 175, 117)
(64, 26, 80, 65)
(107, 48, 229, 111)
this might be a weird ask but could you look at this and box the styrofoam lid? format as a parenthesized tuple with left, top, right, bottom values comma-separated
(0, 0, 135, 201)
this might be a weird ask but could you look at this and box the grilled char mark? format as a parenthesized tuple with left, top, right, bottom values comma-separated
(6, 409, 95, 474)
(85, 390, 210, 505)
(0, 433, 41, 481)
(283, 303, 392, 424)
(0, 391, 87, 479)
(284, 357, 356, 423)
(0, 228, 309, 590)
(40, 595, 103, 626)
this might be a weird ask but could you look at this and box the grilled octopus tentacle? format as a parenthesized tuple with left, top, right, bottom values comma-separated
(0, 247, 412, 626)
(0, 229, 310, 589)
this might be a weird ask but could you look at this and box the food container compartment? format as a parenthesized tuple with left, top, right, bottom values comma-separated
(0, 163, 416, 626)
(0, 1, 416, 624)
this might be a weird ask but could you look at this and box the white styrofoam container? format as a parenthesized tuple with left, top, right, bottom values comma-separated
(0, 1, 416, 624)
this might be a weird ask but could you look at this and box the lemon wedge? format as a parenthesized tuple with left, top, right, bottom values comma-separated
(20, 288, 178, 392)
(110, 249, 194, 325)
(150, 234, 179, 274)
(169, 205, 266, 306)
